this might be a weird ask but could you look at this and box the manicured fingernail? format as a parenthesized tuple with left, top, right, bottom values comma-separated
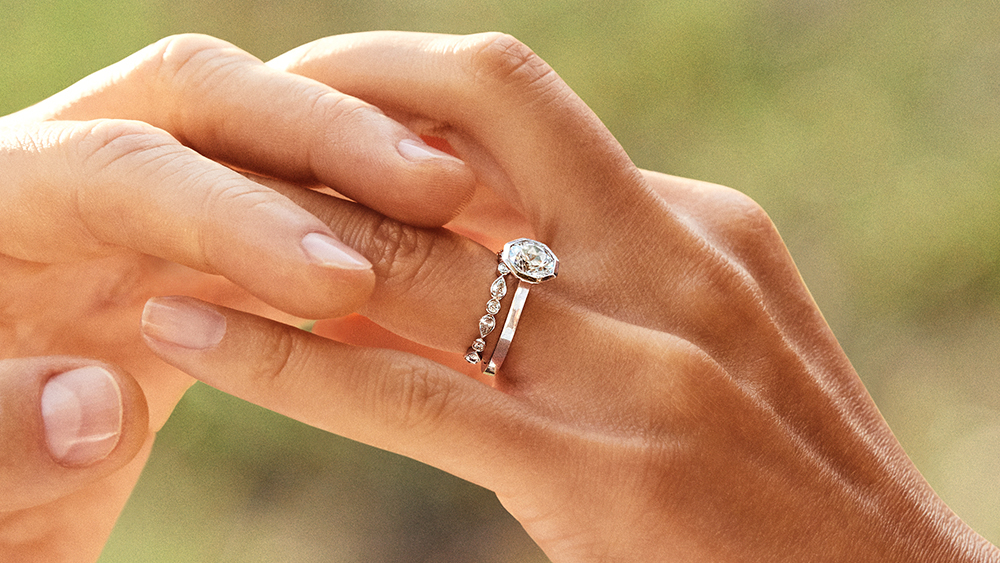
(141, 297, 227, 350)
(397, 138, 464, 164)
(41, 366, 123, 467)
(301, 232, 371, 270)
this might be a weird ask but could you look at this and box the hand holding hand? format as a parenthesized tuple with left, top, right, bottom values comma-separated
(140, 32, 1000, 562)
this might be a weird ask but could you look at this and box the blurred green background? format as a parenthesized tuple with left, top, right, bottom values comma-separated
(3, 0, 998, 560)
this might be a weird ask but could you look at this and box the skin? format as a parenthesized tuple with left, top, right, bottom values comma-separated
(0, 33, 472, 561)
(2, 31, 997, 562)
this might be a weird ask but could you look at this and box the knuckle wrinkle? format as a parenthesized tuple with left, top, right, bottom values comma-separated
(75, 119, 171, 175)
(390, 361, 453, 434)
(467, 33, 557, 92)
(366, 217, 437, 291)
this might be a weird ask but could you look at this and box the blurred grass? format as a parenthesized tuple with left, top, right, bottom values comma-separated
(2, 0, 998, 560)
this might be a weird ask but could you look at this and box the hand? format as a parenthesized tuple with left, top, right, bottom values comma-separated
(0, 33, 474, 562)
(140, 32, 1000, 562)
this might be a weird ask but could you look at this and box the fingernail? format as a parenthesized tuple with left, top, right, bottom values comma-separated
(142, 296, 227, 350)
(301, 232, 371, 270)
(397, 138, 464, 164)
(41, 366, 123, 467)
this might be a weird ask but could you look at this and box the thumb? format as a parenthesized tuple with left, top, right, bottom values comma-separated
(0, 357, 149, 512)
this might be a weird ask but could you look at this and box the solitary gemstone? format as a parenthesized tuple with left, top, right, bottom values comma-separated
(501, 239, 559, 283)
(479, 314, 496, 337)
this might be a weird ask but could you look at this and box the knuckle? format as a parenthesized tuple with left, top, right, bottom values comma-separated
(724, 190, 780, 245)
(145, 33, 247, 82)
(464, 32, 560, 93)
(378, 357, 454, 435)
(309, 92, 378, 150)
(72, 119, 177, 176)
(131, 34, 255, 137)
(313, 90, 374, 122)
(244, 324, 300, 392)
(364, 217, 439, 296)
(700, 185, 781, 250)
(193, 180, 278, 271)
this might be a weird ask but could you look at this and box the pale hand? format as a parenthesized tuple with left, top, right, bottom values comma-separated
(0, 34, 474, 562)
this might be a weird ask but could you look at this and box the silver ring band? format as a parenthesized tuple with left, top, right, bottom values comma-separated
(464, 239, 559, 376)
(483, 280, 529, 376)
(463, 261, 509, 365)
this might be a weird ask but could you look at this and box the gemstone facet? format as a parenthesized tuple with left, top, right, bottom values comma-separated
(501, 238, 559, 284)
(465, 348, 481, 364)
(479, 315, 496, 337)
(490, 276, 507, 299)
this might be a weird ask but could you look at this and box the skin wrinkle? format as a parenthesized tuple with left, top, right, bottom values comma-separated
(152, 35, 260, 145)
(5, 29, 998, 562)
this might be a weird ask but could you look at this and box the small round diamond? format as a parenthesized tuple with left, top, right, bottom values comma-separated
(497, 262, 511, 276)
(464, 348, 481, 364)
(486, 299, 501, 315)
(472, 338, 486, 352)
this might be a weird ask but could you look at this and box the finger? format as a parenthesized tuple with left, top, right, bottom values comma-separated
(10, 34, 476, 227)
(0, 120, 374, 319)
(255, 175, 675, 390)
(312, 314, 486, 382)
(269, 31, 666, 245)
(139, 296, 544, 495)
(0, 357, 149, 512)
(255, 176, 557, 364)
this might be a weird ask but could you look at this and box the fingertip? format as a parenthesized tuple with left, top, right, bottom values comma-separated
(301, 232, 372, 270)
(390, 162, 477, 228)
(0, 358, 150, 511)
(41, 366, 123, 467)
(397, 138, 464, 166)
(38, 363, 149, 471)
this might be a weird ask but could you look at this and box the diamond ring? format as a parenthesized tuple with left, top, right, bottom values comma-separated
(464, 238, 559, 376)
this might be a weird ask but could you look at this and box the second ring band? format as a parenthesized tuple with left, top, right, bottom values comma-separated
(464, 238, 559, 376)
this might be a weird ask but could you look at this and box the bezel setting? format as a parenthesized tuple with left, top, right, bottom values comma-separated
(500, 238, 559, 284)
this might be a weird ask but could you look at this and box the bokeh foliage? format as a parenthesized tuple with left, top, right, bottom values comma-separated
(2, 0, 998, 560)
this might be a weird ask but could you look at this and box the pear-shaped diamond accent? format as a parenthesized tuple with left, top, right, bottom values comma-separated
(479, 314, 496, 337)
(490, 276, 507, 299)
